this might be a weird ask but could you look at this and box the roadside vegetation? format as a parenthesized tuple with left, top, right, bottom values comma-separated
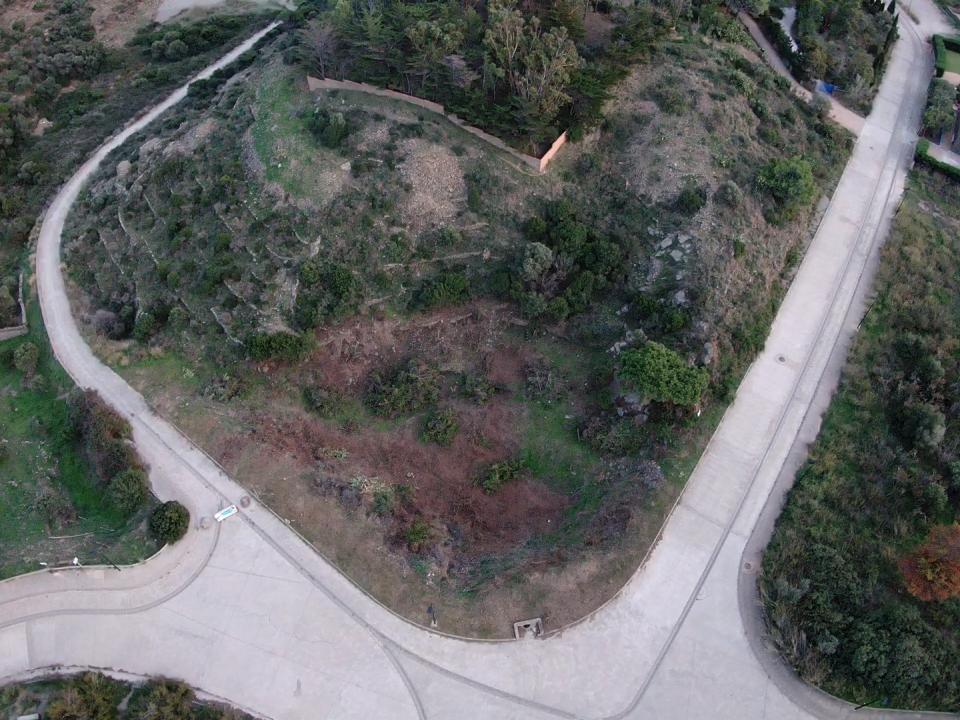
(759, 0, 898, 112)
(0, 302, 159, 578)
(58, 0, 852, 634)
(0, 1, 254, 578)
(761, 168, 960, 711)
(0, 672, 253, 720)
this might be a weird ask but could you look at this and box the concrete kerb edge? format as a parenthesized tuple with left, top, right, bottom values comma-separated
(0, 543, 170, 589)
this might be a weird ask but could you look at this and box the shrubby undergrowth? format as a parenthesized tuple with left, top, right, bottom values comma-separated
(762, 169, 960, 711)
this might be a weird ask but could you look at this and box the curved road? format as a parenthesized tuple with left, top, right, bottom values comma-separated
(1, 6, 957, 719)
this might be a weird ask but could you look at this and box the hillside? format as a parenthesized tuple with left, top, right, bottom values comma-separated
(60, 4, 852, 635)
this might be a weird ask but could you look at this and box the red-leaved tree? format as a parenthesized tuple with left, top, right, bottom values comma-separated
(900, 524, 960, 602)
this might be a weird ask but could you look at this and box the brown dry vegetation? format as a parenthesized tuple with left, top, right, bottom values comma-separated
(63, 23, 851, 635)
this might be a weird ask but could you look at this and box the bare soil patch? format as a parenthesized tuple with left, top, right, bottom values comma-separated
(398, 138, 466, 233)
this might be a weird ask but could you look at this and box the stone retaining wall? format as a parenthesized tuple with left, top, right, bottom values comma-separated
(306, 76, 568, 173)
(0, 272, 28, 342)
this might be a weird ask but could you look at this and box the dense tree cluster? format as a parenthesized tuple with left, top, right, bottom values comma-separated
(294, 259, 358, 329)
(130, 14, 265, 62)
(759, 0, 897, 110)
(296, 0, 669, 150)
(0, 0, 105, 102)
(762, 170, 960, 711)
(509, 199, 623, 321)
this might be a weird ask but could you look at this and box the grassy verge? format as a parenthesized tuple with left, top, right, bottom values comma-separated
(0, 292, 158, 579)
(761, 168, 960, 711)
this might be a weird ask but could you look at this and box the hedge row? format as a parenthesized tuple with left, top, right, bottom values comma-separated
(933, 34, 960, 78)
(756, 14, 808, 81)
(915, 138, 960, 181)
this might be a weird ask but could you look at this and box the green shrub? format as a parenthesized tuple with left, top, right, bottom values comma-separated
(46, 672, 124, 720)
(34, 488, 77, 529)
(732, 236, 747, 258)
(421, 408, 459, 446)
(715, 180, 743, 208)
(755, 156, 816, 220)
(365, 360, 440, 417)
(13, 340, 38, 377)
(478, 457, 526, 494)
(135, 679, 195, 719)
(302, 384, 344, 417)
(619, 341, 708, 407)
(305, 106, 351, 149)
(461, 373, 497, 403)
(409, 271, 470, 310)
(922, 79, 957, 137)
(934, 35, 947, 77)
(899, 401, 946, 452)
(674, 180, 708, 214)
(651, 81, 690, 114)
(916, 139, 960, 181)
(132, 311, 157, 343)
(107, 468, 149, 515)
(246, 331, 311, 362)
(371, 488, 394, 516)
(149, 500, 190, 545)
(405, 518, 432, 550)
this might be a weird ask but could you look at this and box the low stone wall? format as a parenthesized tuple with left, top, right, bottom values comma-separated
(307, 76, 445, 115)
(0, 272, 28, 343)
(306, 76, 568, 173)
(0, 325, 27, 342)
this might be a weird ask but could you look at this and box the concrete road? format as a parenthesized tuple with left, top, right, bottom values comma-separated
(1, 6, 956, 719)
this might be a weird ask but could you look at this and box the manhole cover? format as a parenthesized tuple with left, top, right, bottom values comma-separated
(776, 354, 786, 363)
(240, 495, 251, 508)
